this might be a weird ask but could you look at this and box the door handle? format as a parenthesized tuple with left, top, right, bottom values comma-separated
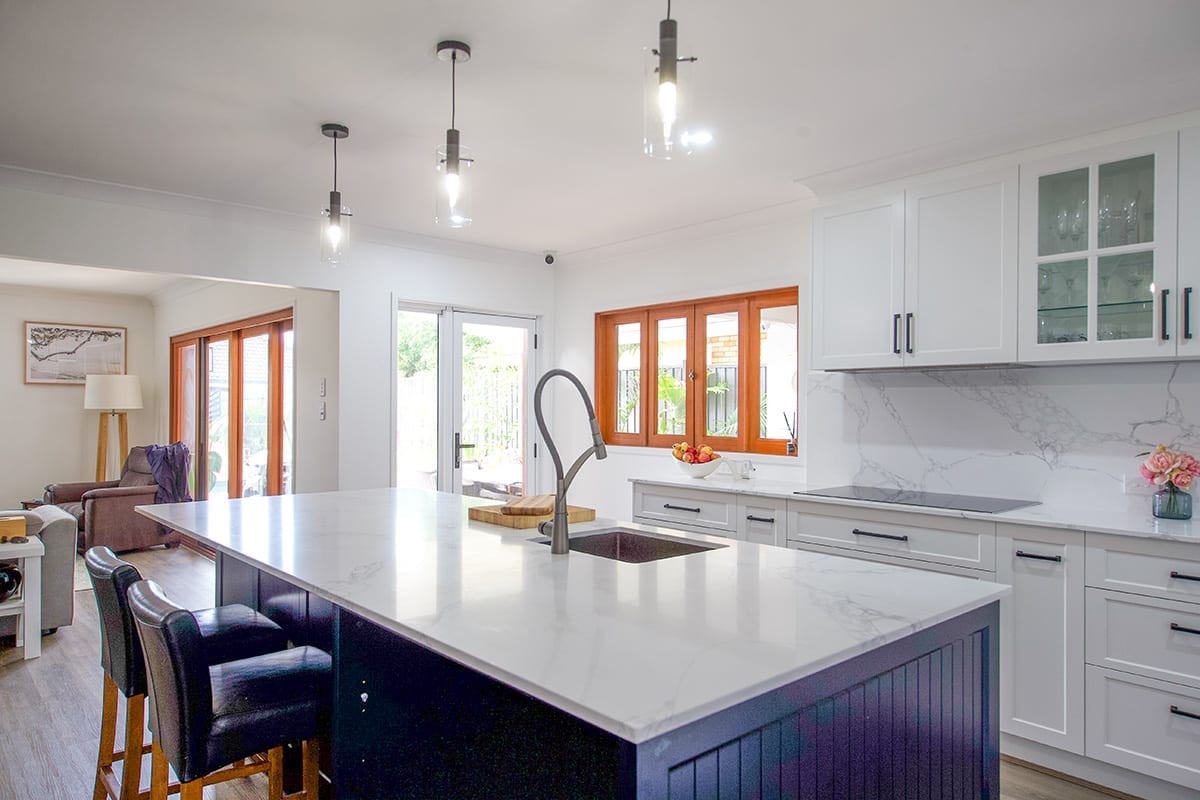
(1185, 287, 1194, 340)
(892, 313, 902, 355)
(664, 503, 701, 513)
(1015, 550, 1063, 563)
(454, 432, 476, 469)
(904, 313, 914, 354)
(852, 527, 909, 542)
(1170, 705, 1200, 722)
(1169, 622, 1200, 637)
(1170, 571, 1200, 583)
(746, 515, 776, 524)
(1161, 288, 1170, 341)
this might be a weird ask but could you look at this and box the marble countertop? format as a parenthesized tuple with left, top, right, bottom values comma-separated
(631, 475, 1200, 544)
(138, 487, 1007, 744)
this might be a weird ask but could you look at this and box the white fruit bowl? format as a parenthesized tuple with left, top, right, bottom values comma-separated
(671, 455, 722, 478)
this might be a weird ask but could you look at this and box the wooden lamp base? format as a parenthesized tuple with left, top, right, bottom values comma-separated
(95, 411, 129, 482)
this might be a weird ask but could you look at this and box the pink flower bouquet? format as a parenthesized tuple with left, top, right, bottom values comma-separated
(1138, 445, 1198, 519)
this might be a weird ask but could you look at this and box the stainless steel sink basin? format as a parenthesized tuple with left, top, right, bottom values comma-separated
(531, 527, 726, 563)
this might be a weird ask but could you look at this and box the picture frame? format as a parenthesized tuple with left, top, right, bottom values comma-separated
(24, 321, 127, 385)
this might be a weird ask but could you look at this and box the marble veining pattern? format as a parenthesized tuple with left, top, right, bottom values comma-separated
(138, 488, 1006, 743)
(806, 362, 1200, 512)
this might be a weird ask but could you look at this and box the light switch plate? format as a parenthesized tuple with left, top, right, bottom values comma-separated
(319, 378, 326, 397)
(319, 401, 326, 421)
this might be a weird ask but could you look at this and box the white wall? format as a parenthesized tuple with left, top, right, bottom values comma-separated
(0, 284, 156, 506)
(151, 280, 340, 494)
(0, 167, 557, 493)
(551, 205, 812, 519)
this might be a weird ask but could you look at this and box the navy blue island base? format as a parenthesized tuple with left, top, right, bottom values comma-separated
(217, 552, 999, 799)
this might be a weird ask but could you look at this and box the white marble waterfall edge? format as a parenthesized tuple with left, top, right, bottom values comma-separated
(138, 488, 1006, 744)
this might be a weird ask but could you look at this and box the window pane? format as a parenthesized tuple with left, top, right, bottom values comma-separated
(460, 321, 528, 501)
(206, 339, 230, 499)
(759, 305, 798, 439)
(705, 312, 738, 437)
(1038, 168, 1088, 257)
(655, 317, 687, 436)
(177, 343, 198, 496)
(396, 310, 440, 491)
(615, 322, 641, 434)
(1037, 259, 1088, 344)
(1098, 155, 1154, 248)
(1098, 251, 1154, 340)
(241, 333, 269, 497)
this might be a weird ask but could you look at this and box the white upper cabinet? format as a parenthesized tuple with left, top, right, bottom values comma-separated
(1178, 127, 1200, 356)
(1018, 133, 1179, 363)
(811, 194, 905, 370)
(903, 169, 1018, 367)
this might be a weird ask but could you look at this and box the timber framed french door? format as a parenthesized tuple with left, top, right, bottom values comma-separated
(393, 302, 538, 498)
(170, 309, 294, 500)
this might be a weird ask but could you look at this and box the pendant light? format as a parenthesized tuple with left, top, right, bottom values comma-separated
(644, 0, 705, 159)
(436, 40, 474, 228)
(320, 123, 351, 266)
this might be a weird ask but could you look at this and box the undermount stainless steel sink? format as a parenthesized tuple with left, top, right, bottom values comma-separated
(531, 527, 726, 563)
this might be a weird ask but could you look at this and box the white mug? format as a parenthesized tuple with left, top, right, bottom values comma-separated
(725, 459, 754, 479)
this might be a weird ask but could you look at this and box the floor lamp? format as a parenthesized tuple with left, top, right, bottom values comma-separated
(84, 374, 143, 481)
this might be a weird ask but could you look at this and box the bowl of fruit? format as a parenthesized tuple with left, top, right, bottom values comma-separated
(670, 442, 722, 478)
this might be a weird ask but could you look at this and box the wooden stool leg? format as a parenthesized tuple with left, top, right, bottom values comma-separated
(93, 676, 119, 800)
(302, 739, 320, 800)
(267, 746, 285, 800)
(179, 779, 203, 800)
(149, 740, 169, 800)
(119, 693, 145, 800)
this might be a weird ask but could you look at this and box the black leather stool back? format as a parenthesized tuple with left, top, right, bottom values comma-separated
(85, 546, 147, 697)
(128, 579, 214, 783)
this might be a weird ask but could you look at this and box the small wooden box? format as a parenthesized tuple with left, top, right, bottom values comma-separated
(0, 517, 27, 539)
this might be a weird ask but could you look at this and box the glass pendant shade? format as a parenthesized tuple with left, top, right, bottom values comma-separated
(436, 131, 473, 228)
(321, 190, 349, 266)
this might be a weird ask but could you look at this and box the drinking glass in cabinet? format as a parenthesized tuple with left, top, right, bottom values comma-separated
(1038, 168, 1088, 257)
(1098, 155, 1154, 248)
(1098, 251, 1154, 341)
(1037, 259, 1088, 344)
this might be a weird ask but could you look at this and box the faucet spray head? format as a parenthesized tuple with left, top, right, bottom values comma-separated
(589, 417, 608, 460)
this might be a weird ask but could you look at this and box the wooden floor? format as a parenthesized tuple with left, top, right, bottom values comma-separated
(0, 546, 1135, 800)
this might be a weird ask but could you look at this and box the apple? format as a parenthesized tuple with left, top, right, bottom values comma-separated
(697, 453, 712, 463)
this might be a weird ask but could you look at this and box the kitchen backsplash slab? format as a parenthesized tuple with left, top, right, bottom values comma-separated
(806, 362, 1200, 510)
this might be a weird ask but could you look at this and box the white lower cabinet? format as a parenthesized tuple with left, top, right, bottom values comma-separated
(996, 525, 1085, 753)
(736, 496, 788, 547)
(631, 483, 737, 536)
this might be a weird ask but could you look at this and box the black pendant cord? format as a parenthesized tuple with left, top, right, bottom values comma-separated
(667, 0, 671, 20)
(331, 136, 338, 192)
(451, 53, 457, 129)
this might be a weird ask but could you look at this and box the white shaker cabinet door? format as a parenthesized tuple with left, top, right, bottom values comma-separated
(996, 524, 1085, 754)
(1178, 126, 1200, 355)
(810, 194, 905, 370)
(902, 169, 1018, 367)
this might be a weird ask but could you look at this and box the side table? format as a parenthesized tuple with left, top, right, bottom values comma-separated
(20, 499, 44, 510)
(0, 536, 44, 659)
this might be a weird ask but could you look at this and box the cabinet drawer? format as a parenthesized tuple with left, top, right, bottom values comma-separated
(633, 485, 736, 532)
(1086, 533, 1200, 604)
(1085, 665, 1200, 790)
(786, 539, 989, 579)
(1086, 588, 1200, 690)
(786, 502, 995, 571)
(736, 497, 788, 547)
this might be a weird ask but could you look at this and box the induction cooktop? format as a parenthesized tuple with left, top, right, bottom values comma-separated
(795, 485, 1039, 514)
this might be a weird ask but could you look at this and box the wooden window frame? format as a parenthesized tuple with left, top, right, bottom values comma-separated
(595, 288, 798, 456)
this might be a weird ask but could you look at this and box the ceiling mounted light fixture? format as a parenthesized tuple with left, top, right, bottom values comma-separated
(644, 0, 707, 159)
(320, 122, 351, 266)
(436, 40, 474, 228)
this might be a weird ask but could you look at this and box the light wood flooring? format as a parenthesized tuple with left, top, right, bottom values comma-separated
(1, 546, 1137, 800)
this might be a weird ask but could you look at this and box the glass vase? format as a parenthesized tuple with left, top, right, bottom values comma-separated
(1152, 487, 1193, 520)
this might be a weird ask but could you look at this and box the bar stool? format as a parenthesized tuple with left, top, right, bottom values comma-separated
(128, 578, 330, 800)
(85, 546, 290, 800)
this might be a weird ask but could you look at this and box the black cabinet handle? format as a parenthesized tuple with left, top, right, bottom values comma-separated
(1015, 550, 1063, 563)
(746, 515, 776, 524)
(1170, 571, 1200, 583)
(904, 313, 914, 354)
(1161, 288, 1171, 341)
(852, 527, 909, 542)
(1170, 705, 1200, 722)
(664, 503, 701, 513)
(1185, 287, 1194, 340)
(892, 313, 901, 355)
(1170, 622, 1200, 636)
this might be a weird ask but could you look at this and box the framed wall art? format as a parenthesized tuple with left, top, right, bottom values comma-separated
(24, 321, 127, 384)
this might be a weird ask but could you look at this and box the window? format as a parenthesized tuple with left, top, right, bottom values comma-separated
(170, 309, 294, 500)
(596, 288, 798, 455)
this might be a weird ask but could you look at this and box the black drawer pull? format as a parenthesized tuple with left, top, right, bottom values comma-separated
(904, 312, 914, 354)
(746, 515, 776, 524)
(1170, 705, 1200, 722)
(1170, 622, 1200, 636)
(1161, 288, 1171, 341)
(892, 313, 902, 355)
(852, 528, 909, 542)
(1185, 287, 1193, 339)
(1170, 571, 1200, 583)
(1015, 550, 1063, 563)
(664, 503, 701, 513)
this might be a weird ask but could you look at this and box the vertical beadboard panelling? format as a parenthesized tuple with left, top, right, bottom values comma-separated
(668, 633, 987, 800)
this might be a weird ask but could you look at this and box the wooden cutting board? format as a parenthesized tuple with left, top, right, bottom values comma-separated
(499, 494, 556, 516)
(468, 503, 596, 529)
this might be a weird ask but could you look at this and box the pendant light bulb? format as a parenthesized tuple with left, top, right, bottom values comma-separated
(436, 41, 474, 228)
(320, 123, 351, 266)
(644, 3, 704, 159)
(658, 80, 677, 141)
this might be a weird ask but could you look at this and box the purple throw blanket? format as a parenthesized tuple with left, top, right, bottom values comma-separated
(145, 442, 194, 506)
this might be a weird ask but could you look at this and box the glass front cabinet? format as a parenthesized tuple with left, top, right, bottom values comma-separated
(1019, 133, 1179, 362)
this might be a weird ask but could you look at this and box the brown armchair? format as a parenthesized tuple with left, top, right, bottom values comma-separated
(44, 446, 183, 553)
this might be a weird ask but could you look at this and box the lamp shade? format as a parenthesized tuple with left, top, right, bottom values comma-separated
(84, 374, 143, 410)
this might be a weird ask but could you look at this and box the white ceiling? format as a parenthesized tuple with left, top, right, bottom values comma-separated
(2, 0, 1199, 256)
(0, 256, 199, 296)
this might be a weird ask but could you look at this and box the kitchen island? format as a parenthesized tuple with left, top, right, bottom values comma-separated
(139, 487, 1008, 799)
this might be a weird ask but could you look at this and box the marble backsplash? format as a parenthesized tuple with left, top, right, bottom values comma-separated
(805, 362, 1200, 509)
